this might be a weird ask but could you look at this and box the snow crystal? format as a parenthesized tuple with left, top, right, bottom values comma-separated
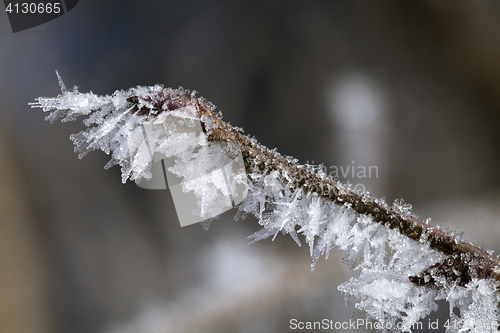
(237, 165, 500, 331)
(237, 168, 451, 331)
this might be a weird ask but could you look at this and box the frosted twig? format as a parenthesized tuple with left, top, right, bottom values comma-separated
(31, 76, 500, 331)
(177, 94, 500, 288)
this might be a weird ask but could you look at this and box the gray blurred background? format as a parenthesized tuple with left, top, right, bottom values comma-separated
(1, 1, 500, 332)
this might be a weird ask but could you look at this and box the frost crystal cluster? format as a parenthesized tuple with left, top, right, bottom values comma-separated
(31, 75, 500, 332)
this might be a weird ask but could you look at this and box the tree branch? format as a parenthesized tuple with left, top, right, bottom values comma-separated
(32, 80, 500, 330)
(33, 81, 500, 290)
(171, 94, 500, 288)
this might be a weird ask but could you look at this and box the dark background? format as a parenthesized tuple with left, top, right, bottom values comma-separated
(1, 1, 500, 332)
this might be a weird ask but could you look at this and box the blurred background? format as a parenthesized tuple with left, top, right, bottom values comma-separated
(1, 1, 500, 332)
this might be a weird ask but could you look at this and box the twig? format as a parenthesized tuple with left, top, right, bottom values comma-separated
(130, 91, 500, 288)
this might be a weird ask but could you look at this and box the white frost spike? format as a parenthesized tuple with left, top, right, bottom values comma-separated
(445, 280, 500, 333)
(30, 74, 207, 185)
(31, 74, 248, 226)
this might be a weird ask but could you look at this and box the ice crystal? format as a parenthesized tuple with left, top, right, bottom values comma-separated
(31, 75, 500, 332)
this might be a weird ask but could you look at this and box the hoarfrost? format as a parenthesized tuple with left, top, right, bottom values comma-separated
(31, 76, 500, 332)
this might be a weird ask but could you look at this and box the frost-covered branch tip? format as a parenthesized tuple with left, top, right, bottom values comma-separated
(31, 74, 500, 332)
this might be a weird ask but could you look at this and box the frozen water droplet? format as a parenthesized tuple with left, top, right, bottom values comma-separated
(393, 198, 413, 215)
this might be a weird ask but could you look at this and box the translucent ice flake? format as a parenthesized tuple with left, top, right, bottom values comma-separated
(337, 225, 445, 331)
(31, 74, 207, 184)
(443, 279, 500, 333)
(32, 75, 248, 227)
(393, 198, 414, 216)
